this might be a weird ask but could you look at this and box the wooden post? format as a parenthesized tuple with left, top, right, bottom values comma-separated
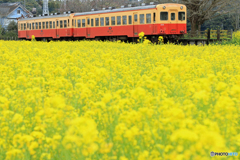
(217, 29, 220, 41)
(207, 29, 210, 45)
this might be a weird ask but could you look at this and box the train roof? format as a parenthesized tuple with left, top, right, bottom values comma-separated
(18, 13, 71, 21)
(74, 5, 156, 17)
(19, 3, 185, 21)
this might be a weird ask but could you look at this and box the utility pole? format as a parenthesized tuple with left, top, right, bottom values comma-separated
(43, 0, 49, 15)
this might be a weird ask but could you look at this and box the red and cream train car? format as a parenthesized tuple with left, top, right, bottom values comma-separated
(18, 3, 187, 42)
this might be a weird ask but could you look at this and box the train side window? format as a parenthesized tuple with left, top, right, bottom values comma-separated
(128, 15, 132, 24)
(117, 16, 121, 25)
(39, 22, 41, 29)
(100, 17, 104, 26)
(50, 21, 52, 29)
(21, 24, 23, 30)
(35, 23, 38, 29)
(160, 12, 168, 20)
(53, 22, 55, 28)
(82, 19, 86, 27)
(153, 13, 156, 23)
(134, 14, 138, 22)
(171, 13, 175, 20)
(91, 18, 94, 27)
(72, 19, 74, 27)
(64, 20, 67, 28)
(122, 16, 127, 25)
(146, 13, 151, 23)
(68, 19, 69, 27)
(87, 18, 90, 26)
(95, 18, 99, 27)
(32, 23, 34, 30)
(105, 17, 109, 26)
(27, 23, 29, 29)
(29, 23, 31, 30)
(57, 21, 59, 27)
(179, 12, 185, 21)
(24, 23, 26, 30)
(111, 17, 115, 26)
(46, 22, 49, 29)
(140, 14, 144, 24)
(78, 19, 81, 28)
(60, 21, 63, 28)
(75, 20, 76, 27)
(43, 22, 45, 29)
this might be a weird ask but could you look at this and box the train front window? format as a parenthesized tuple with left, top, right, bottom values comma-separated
(32, 23, 34, 29)
(24, 23, 26, 30)
(160, 12, 168, 20)
(46, 22, 49, 29)
(179, 12, 185, 21)
(111, 17, 115, 26)
(50, 21, 52, 29)
(39, 22, 41, 29)
(29, 23, 31, 30)
(53, 22, 55, 28)
(122, 16, 127, 25)
(95, 18, 99, 27)
(146, 14, 151, 23)
(105, 17, 109, 26)
(171, 13, 175, 21)
(21, 24, 23, 30)
(140, 14, 144, 24)
(35, 23, 38, 29)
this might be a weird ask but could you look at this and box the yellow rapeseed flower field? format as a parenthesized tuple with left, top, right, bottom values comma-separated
(0, 39, 239, 160)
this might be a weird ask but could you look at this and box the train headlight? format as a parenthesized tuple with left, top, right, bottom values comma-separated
(163, 6, 166, 9)
(180, 6, 183, 10)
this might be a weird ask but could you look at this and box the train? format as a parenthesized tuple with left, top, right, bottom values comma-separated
(18, 3, 187, 43)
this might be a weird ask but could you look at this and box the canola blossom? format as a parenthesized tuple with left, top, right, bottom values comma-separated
(0, 40, 240, 160)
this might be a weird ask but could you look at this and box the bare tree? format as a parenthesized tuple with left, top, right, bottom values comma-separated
(145, 0, 240, 31)
(180, 0, 240, 32)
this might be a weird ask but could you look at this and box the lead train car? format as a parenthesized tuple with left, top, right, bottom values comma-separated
(18, 3, 187, 42)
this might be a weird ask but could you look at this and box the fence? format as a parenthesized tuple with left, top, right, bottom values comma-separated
(0, 37, 19, 41)
(182, 29, 233, 40)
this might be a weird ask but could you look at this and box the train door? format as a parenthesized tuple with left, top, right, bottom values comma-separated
(86, 17, 90, 38)
(56, 19, 60, 38)
(153, 12, 157, 34)
(169, 10, 178, 34)
(26, 23, 30, 39)
(133, 12, 138, 37)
